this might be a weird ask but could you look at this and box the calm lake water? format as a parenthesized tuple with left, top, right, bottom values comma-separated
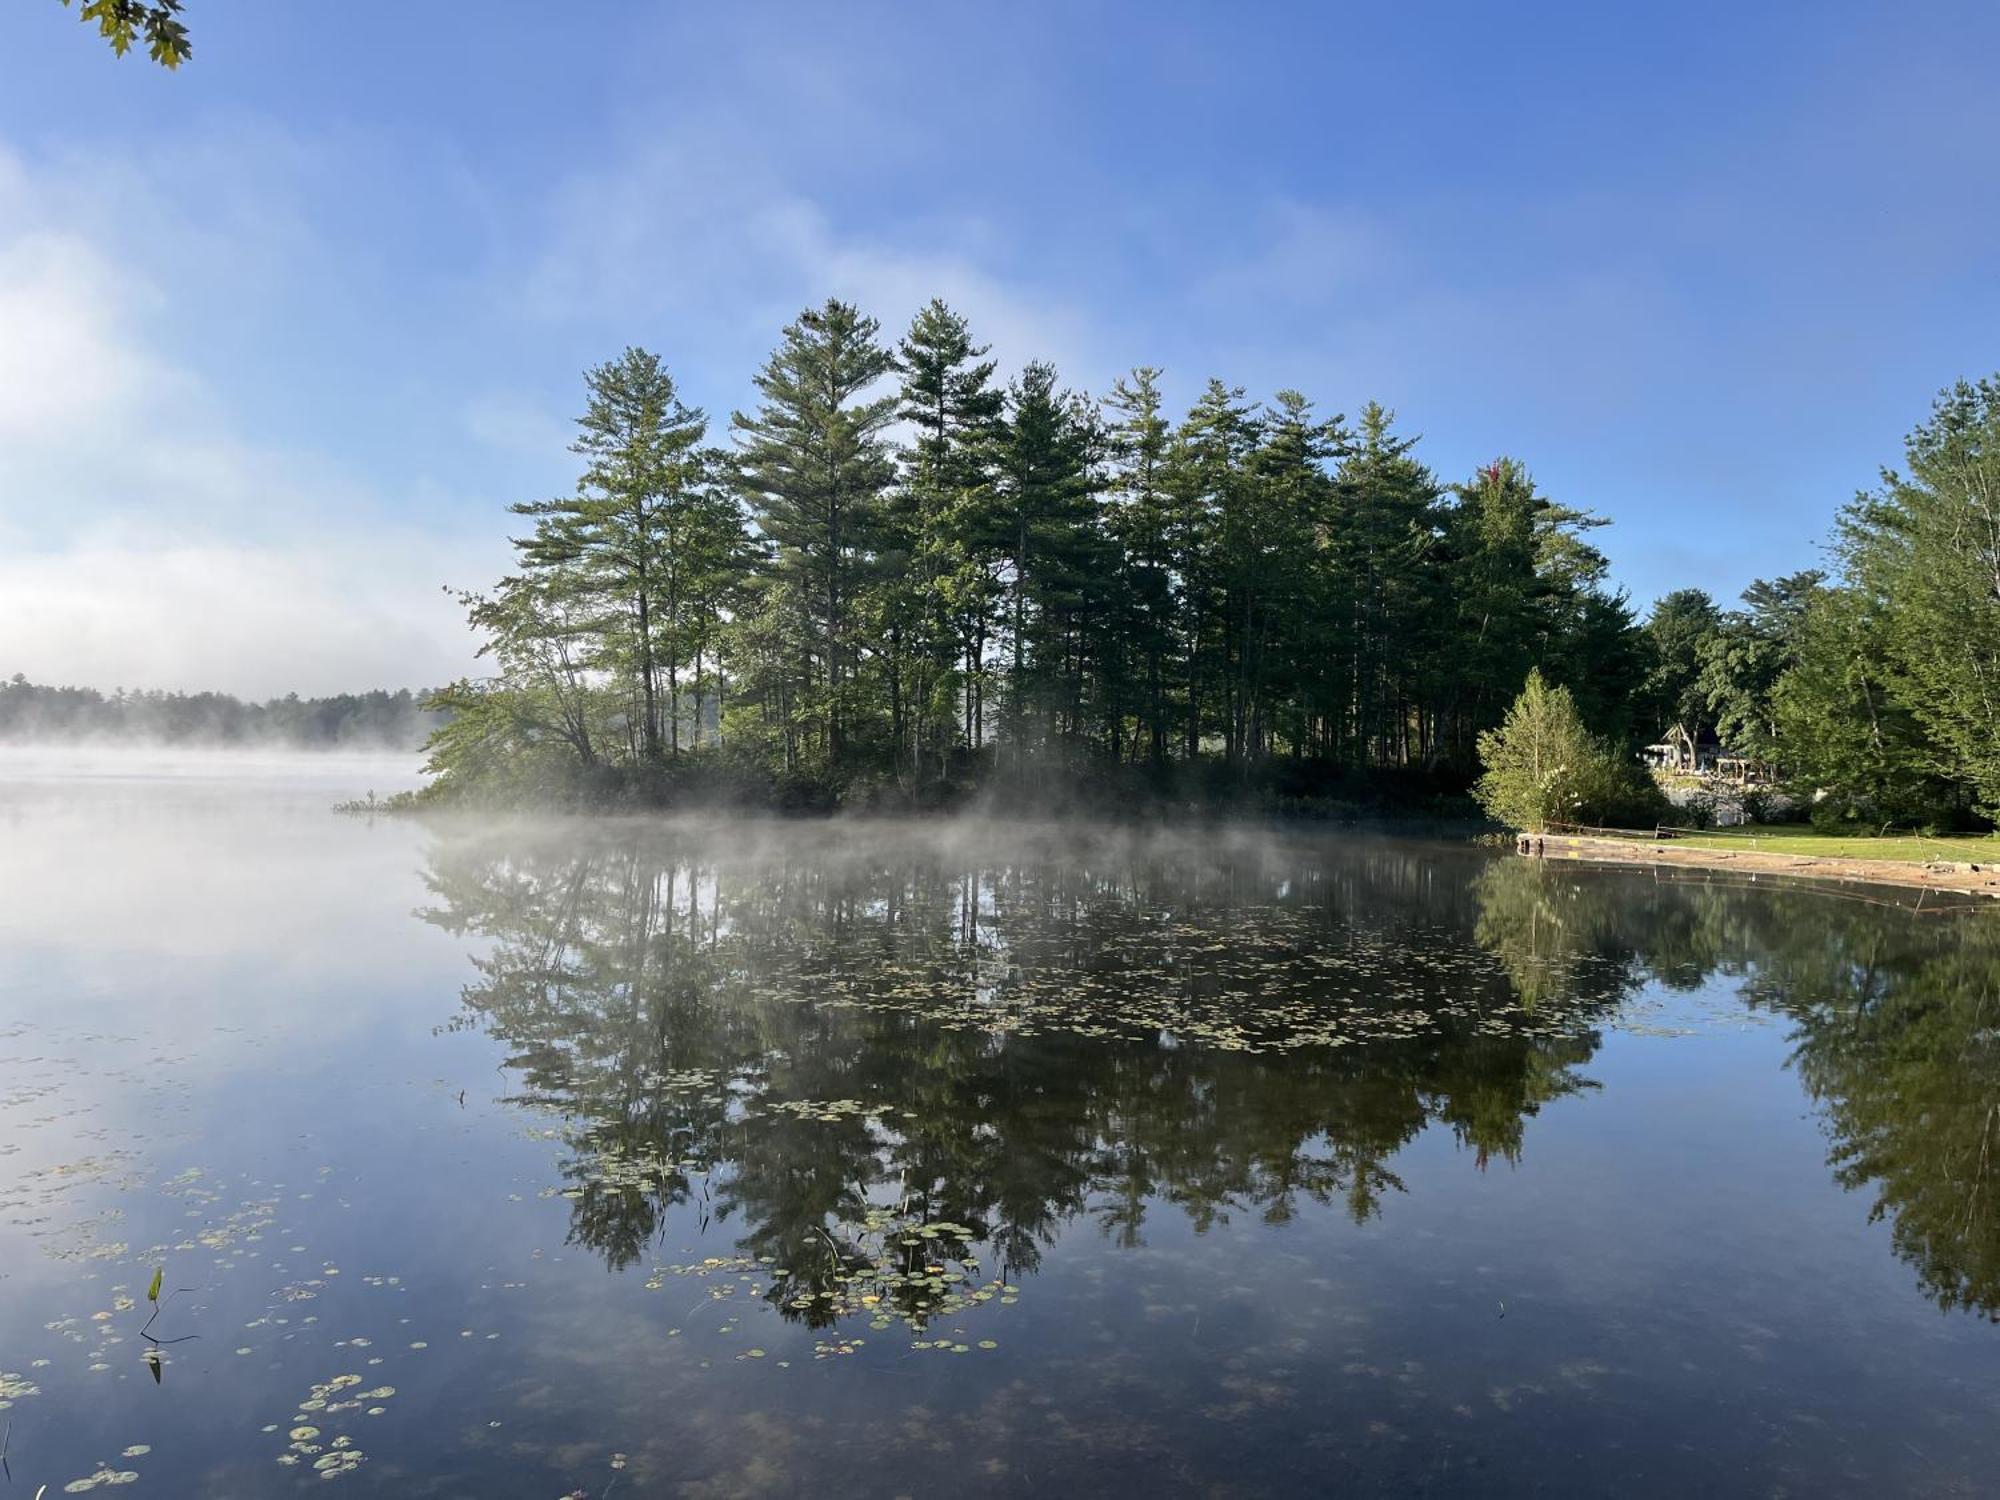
(2, 755, 1997, 1497)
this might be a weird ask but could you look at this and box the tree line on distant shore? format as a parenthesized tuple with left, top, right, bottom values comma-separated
(0, 674, 441, 750)
(427, 297, 1657, 812)
(1622, 377, 2000, 829)
(1423, 377, 2000, 835)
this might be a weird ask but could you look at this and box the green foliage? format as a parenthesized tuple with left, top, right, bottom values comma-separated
(511, 347, 738, 763)
(61, 0, 189, 67)
(1769, 583, 1965, 826)
(1443, 456, 1627, 755)
(1662, 377, 2000, 828)
(1640, 588, 1719, 746)
(991, 360, 1104, 766)
(1837, 378, 2000, 815)
(1696, 571, 1820, 760)
(416, 678, 587, 805)
(731, 301, 898, 771)
(1474, 669, 1644, 831)
(885, 298, 1005, 790)
(439, 299, 1650, 810)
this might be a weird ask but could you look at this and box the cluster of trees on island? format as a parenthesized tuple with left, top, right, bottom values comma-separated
(429, 298, 1657, 813)
(41, 1, 2000, 832)
(433, 296, 2000, 827)
(11, 293, 1990, 830)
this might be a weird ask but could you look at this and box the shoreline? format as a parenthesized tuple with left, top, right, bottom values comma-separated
(1534, 832, 2000, 903)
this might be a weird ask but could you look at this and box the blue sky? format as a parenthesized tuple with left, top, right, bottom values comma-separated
(3, 1, 1997, 695)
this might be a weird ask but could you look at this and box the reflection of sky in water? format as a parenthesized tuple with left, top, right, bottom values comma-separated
(0, 762, 1996, 1497)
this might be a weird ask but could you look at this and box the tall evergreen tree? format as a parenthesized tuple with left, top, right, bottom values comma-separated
(892, 300, 1005, 783)
(1162, 380, 1260, 759)
(511, 347, 709, 762)
(1102, 368, 1176, 764)
(430, 296, 1674, 813)
(732, 300, 898, 767)
(1771, 581, 1955, 823)
(991, 361, 1101, 765)
(1330, 405, 1440, 766)
(1697, 571, 1821, 760)
(1837, 378, 2000, 812)
(1246, 390, 1346, 761)
(1445, 456, 1617, 761)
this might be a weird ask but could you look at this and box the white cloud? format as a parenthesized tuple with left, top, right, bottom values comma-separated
(0, 528, 488, 697)
(0, 142, 498, 697)
(0, 230, 173, 441)
(0, 120, 1118, 704)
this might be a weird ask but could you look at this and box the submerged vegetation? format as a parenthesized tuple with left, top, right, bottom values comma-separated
(410, 822, 2000, 1326)
(9, 796, 2000, 1494)
(21, 7, 2000, 1492)
(419, 825, 1633, 1282)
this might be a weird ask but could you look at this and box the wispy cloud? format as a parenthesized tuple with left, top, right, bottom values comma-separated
(0, 529, 486, 698)
(519, 135, 1102, 397)
(0, 142, 498, 696)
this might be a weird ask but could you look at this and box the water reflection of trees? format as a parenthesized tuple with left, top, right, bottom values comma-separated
(1475, 859, 2000, 1322)
(1732, 890, 2000, 1322)
(419, 826, 2000, 1324)
(416, 825, 1616, 1312)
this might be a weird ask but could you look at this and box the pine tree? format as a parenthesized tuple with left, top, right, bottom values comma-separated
(1246, 390, 1346, 760)
(1102, 369, 1175, 764)
(991, 362, 1101, 766)
(1162, 380, 1260, 759)
(1640, 589, 1721, 752)
(1328, 404, 1439, 766)
(1697, 572, 1820, 761)
(436, 297, 1672, 811)
(511, 348, 709, 762)
(1838, 378, 2000, 812)
(891, 300, 1005, 785)
(732, 301, 898, 767)
(1444, 456, 1619, 763)
(1771, 582, 1955, 823)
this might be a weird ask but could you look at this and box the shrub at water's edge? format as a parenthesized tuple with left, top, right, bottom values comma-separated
(1474, 670, 1664, 833)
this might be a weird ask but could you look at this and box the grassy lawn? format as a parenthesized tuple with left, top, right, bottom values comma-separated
(1662, 826, 2000, 864)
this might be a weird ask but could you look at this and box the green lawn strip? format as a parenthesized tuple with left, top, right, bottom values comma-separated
(1662, 828, 2000, 864)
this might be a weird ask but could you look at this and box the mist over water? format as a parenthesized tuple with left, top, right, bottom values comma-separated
(1, 761, 1997, 1497)
(0, 743, 428, 795)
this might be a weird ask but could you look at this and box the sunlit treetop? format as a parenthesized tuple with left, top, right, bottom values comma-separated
(60, 0, 190, 69)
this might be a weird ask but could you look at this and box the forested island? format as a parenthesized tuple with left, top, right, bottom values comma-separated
(16, 299, 1986, 830)
(406, 298, 2000, 830)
